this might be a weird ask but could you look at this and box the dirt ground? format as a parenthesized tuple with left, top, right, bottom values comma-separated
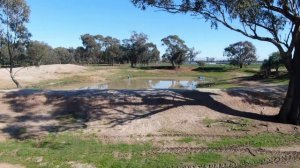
(1, 86, 300, 167)
(0, 163, 24, 168)
(0, 64, 114, 89)
(0, 86, 297, 140)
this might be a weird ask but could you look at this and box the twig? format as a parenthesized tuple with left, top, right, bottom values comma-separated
(246, 147, 256, 156)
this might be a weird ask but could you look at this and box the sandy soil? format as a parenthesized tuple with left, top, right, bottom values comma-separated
(0, 86, 298, 141)
(0, 64, 113, 89)
(0, 163, 24, 168)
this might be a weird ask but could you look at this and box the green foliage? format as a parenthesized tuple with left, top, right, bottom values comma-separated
(224, 41, 257, 68)
(188, 47, 200, 64)
(0, 0, 31, 88)
(123, 32, 160, 67)
(260, 51, 284, 78)
(162, 35, 190, 68)
(27, 41, 54, 66)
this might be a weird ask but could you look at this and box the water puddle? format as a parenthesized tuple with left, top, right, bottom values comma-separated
(80, 78, 207, 90)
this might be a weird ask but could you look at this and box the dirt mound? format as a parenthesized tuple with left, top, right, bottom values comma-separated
(0, 64, 87, 89)
(0, 88, 297, 141)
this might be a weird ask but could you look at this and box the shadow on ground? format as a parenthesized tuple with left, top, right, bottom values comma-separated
(137, 66, 175, 70)
(1, 89, 282, 139)
(192, 66, 235, 72)
(227, 86, 287, 107)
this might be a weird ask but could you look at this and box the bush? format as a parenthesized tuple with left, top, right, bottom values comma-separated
(196, 60, 206, 67)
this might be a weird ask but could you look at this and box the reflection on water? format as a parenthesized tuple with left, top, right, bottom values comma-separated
(80, 79, 204, 90)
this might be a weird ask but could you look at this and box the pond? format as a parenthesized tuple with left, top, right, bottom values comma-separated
(80, 78, 208, 90)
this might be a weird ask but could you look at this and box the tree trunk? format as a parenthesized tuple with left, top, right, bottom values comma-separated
(276, 67, 279, 77)
(7, 44, 21, 88)
(9, 67, 21, 88)
(278, 38, 300, 124)
(130, 62, 134, 68)
(171, 61, 175, 68)
(239, 64, 243, 69)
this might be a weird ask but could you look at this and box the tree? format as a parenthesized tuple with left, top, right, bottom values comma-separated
(145, 42, 160, 65)
(0, 0, 31, 88)
(54, 47, 75, 64)
(27, 41, 52, 66)
(124, 32, 149, 67)
(260, 59, 272, 78)
(131, 0, 300, 124)
(188, 47, 200, 64)
(224, 41, 257, 68)
(74, 47, 86, 64)
(81, 34, 101, 64)
(269, 51, 283, 75)
(105, 43, 122, 66)
(0, 44, 9, 66)
(97, 36, 122, 66)
(260, 51, 284, 77)
(161, 35, 189, 68)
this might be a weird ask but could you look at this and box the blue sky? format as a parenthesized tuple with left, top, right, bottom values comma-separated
(26, 0, 277, 60)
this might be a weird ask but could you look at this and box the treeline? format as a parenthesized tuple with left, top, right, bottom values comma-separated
(0, 31, 163, 67)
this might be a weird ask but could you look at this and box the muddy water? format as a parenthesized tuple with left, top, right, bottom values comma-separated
(80, 78, 206, 90)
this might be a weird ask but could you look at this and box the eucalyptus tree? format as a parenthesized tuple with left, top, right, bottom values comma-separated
(0, 0, 31, 88)
(162, 35, 189, 68)
(80, 34, 101, 64)
(188, 47, 201, 64)
(269, 51, 283, 74)
(96, 36, 122, 65)
(0, 44, 9, 66)
(260, 51, 283, 77)
(145, 42, 160, 65)
(105, 40, 122, 66)
(27, 41, 52, 66)
(54, 47, 75, 64)
(224, 41, 257, 68)
(124, 32, 149, 67)
(74, 47, 86, 64)
(132, 0, 300, 124)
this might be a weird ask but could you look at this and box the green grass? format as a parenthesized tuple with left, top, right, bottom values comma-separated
(227, 154, 269, 166)
(224, 119, 253, 131)
(27, 75, 89, 89)
(177, 137, 195, 143)
(23, 63, 288, 90)
(208, 133, 300, 148)
(202, 117, 217, 126)
(202, 118, 252, 131)
(260, 76, 289, 85)
(187, 152, 223, 165)
(0, 132, 292, 167)
(0, 133, 223, 168)
(237, 155, 268, 166)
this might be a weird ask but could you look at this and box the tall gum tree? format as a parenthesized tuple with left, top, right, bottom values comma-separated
(131, 0, 300, 124)
(0, 0, 31, 88)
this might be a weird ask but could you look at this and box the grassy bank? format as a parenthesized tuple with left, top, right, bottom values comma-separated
(0, 132, 299, 167)
(21, 63, 289, 90)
